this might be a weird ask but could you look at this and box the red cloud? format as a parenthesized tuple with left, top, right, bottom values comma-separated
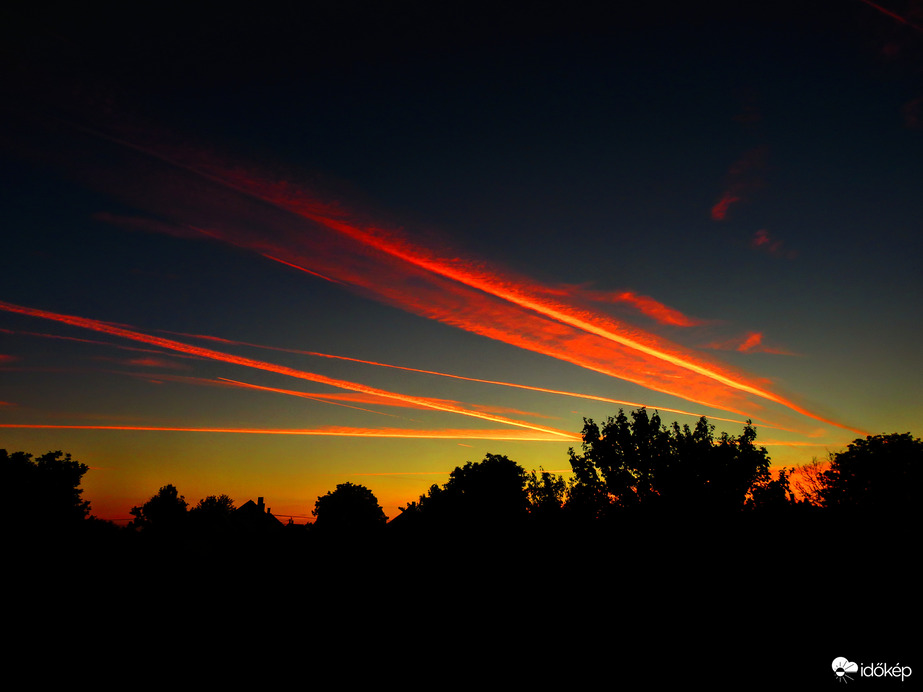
(705, 331, 799, 356)
(751, 229, 796, 259)
(7, 120, 859, 434)
(711, 147, 767, 221)
(576, 289, 705, 327)
(711, 193, 741, 221)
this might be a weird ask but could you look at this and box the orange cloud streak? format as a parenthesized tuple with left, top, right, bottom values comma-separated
(215, 378, 403, 417)
(0, 300, 577, 440)
(0, 423, 572, 441)
(575, 289, 704, 327)
(167, 330, 760, 425)
(705, 331, 799, 357)
(9, 324, 765, 428)
(23, 122, 858, 433)
(173, 157, 826, 418)
(737, 332, 764, 353)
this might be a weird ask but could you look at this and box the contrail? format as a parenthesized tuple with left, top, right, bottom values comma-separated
(0, 300, 580, 440)
(167, 330, 796, 430)
(857, 0, 923, 31)
(195, 169, 857, 431)
(9, 322, 766, 427)
(59, 124, 800, 410)
(0, 423, 572, 441)
(216, 377, 403, 417)
(29, 118, 858, 432)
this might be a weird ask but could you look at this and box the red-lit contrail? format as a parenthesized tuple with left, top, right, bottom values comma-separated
(261, 253, 343, 285)
(27, 119, 858, 432)
(0, 300, 578, 440)
(0, 423, 572, 441)
(165, 331, 795, 429)
(8, 323, 764, 426)
(163, 331, 752, 417)
(182, 162, 824, 417)
(216, 378, 402, 417)
(217, 376, 556, 420)
(58, 125, 786, 411)
(857, 0, 923, 31)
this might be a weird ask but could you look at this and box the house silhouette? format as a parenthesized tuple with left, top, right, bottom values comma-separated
(233, 497, 284, 534)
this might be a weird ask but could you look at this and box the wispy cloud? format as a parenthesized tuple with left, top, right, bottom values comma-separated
(161, 330, 762, 425)
(6, 323, 780, 429)
(751, 229, 796, 259)
(571, 289, 706, 327)
(6, 118, 860, 433)
(711, 146, 767, 221)
(705, 331, 799, 357)
(0, 423, 573, 441)
(0, 300, 579, 440)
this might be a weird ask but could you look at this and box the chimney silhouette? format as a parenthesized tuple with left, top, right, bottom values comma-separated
(258, 497, 264, 513)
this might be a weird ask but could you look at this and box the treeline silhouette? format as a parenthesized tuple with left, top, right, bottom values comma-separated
(3, 408, 920, 567)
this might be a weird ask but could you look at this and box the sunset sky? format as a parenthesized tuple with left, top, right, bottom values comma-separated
(2, 1, 921, 523)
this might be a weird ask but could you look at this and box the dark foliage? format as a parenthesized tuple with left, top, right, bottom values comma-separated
(820, 432, 923, 515)
(398, 453, 529, 531)
(567, 408, 771, 517)
(312, 482, 387, 534)
(525, 467, 569, 520)
(128, 484, 188, 533)
(4, 414, 920, 583)
(0, 448, 91, 531)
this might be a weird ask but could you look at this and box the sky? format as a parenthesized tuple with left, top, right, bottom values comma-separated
(2, 1, 921, 523)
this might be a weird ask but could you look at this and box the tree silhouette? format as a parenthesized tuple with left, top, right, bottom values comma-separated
(525, 467, 569, 520)
(567, 408, 771, 516)
(312, 482, 387, 534)
(191, 494, 236, 517)
(129, 484, 188, 533)
(400, 453, 529, 531)
(746, 468, 795, 512)
(187, 493, 236, 539)
(820, 433, 922, 514)
(1, 449, 91, 532)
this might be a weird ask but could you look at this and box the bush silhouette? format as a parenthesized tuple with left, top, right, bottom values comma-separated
(312, 482, 387, 534)
(129, 484, 188, 534)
